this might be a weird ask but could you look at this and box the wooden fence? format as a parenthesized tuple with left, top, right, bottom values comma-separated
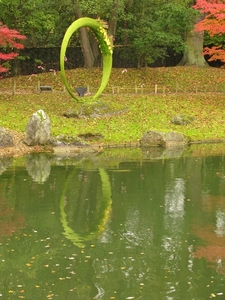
(1, 80, 225, 95)
(110, 83, 225, 95)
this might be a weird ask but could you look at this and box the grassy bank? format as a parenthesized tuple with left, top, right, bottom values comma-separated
(0, 66, 225, 145)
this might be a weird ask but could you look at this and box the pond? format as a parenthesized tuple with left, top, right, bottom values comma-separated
(1, 145, 225, 299)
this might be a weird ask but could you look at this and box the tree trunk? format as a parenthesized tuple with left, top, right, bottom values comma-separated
(108, 0, 118, 39)
(89, 32, 101, 67)
(74, 5, 95, 68)
(178, 15, 208, 67)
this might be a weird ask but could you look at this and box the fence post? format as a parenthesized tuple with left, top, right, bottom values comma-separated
(12, 80, 16, 95)
(215, 84, 218, 93)
(37, 80, 40, 92)
(154, 84, 158, 94)
(135, 85, 138, 93)
(175, 82, 178, 93)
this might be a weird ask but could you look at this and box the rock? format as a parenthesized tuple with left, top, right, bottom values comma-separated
(78, 133, 104, 141)
(24, 110, 51, 146)
(51, 135, 89, 147)
(63, 102, 129, 119)
(63, 109, 78, 118)
(140, 130, 190, 147)
(0, 127, 14, 148)
(171, 115, 195, 125)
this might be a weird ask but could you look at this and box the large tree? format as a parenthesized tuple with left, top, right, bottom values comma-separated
(73, 0, 126, 68)
(0, 0, 61, 47)
(178, 13, 209, 66)
(118, 0, 195, 67)
(171, 0, 208, 67)
(193, 0, 225, 63)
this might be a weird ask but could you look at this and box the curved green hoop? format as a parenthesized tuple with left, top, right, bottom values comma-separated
(60, 17, 113, 101)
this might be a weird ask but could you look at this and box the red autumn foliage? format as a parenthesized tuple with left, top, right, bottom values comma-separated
(193, 0, 225, 62)
(0, 24, 26, 73)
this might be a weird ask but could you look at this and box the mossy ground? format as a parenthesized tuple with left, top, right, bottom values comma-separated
(0, 66, 225, 147)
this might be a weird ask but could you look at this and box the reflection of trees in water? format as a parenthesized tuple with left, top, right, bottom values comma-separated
(193, 223, 225, 275)
(0, 182, 26, 237)
(193, 195, 225, 275)
(2, 152, 225, 298)
(162, 178, 185, 274)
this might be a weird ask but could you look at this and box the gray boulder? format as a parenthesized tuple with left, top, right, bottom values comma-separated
(0, 127, 14, 148)
(140, 130, 190, 147)
(24, 109, 51, 146)
(63, 102, 129, 119)
(171, 115, 195, 125)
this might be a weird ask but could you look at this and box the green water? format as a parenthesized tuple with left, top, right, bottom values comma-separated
(0, 151, 225, 299)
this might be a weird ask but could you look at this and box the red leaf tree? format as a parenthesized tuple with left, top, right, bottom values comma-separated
(0, 23, 26, 74)
(193, 0, 225, 62)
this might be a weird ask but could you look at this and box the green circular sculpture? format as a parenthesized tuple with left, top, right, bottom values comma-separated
(60, 17, 113, 101)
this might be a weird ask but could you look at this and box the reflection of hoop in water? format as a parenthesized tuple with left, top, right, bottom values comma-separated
(60, 168, 112, 248)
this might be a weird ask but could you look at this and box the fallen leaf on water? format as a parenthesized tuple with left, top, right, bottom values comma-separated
(26, 263, 31, 267)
